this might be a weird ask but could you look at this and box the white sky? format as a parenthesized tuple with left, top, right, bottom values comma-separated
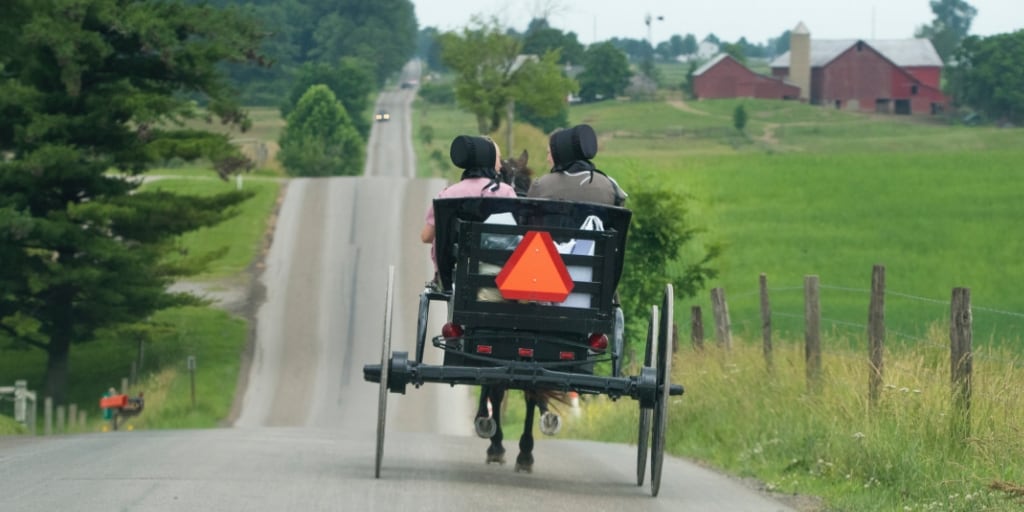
(412, 0, 1021, 45)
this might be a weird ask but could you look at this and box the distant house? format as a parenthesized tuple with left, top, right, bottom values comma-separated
(691, 23, 948, 115)
(692, 54, 800, 100)
(770, 23, 947, 115)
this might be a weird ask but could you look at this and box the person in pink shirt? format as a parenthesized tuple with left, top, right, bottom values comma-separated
(421, 135, 517, 270)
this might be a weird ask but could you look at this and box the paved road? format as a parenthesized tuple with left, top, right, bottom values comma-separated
(0, 61, 799, 512)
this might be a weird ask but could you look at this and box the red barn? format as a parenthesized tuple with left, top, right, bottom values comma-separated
(771, 36, 947, 115)
(692, 54, 800, 100)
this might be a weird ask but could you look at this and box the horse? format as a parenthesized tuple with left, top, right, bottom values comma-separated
(474, 387, 565, 472)
(471, 148, 565, 473)
(499, 149, 534, 197)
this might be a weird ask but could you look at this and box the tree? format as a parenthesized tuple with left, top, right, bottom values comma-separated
(947, 30, 1024, 124)
(681, 34, 699, 56)
(280, 57, 376, 138)
(440, 20, 577, 134)
(278, 85, 365, 177)
(577, 42, 632, 102)
(619, 186, 719, 359)
(915, 0, 978, 63)
(721, 42, 747, 65)
(522, 19, 585, 65)
(733, 104, 749, 133)
(0, 0, 264, 404)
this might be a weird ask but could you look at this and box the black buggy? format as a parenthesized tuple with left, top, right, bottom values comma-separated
(363, 197, 683, 496)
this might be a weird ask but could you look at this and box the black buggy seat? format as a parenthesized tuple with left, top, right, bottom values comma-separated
(433, 197, 631, 338)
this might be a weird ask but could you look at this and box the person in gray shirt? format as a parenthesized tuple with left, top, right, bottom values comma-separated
(526, 124, 627, 206)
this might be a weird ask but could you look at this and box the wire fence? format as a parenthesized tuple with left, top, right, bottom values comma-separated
(683, 271, 1024, 368)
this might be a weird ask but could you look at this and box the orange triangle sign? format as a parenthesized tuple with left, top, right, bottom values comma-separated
(495, 231, 574, 302)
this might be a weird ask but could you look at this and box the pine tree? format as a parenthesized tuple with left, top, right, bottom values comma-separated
(0, 0, 265, 404)
(278, 85, 365, 177)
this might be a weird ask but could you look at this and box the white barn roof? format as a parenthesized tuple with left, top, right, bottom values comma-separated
(770, 39, 942, 68)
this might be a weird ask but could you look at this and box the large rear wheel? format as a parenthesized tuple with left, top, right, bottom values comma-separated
(375, 266, 396, 479)
(636, 304, 658, 486)
(650, 284, 674, 497)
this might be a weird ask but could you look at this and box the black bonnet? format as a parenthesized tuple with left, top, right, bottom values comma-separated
(450, 135, 496, 170)
(550, 124, 597, 168)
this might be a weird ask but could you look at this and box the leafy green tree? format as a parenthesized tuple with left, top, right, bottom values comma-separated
(947, 31, 1024, 124)
(417, 27, 446, 71)
(523, 19, 585, 65)
(915, 0, 978, 63)
(721, 42, 748, 65)
(440, 19, 577, 134)
(733, 104, 749, 133)
(683, 61, 699, 99)
(578, 43, 632, 102)
(280, 57, 376, 137)
(620, 186, 719, 359)
(0, 0, 263, 404)
(278, 85, 364, 177)
(681, 34, 699, 55)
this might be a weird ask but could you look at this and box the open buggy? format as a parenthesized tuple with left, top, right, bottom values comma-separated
(364, 197, 683, 496)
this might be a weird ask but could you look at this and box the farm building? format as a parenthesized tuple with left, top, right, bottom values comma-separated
(692, 54, 800, 100)
(770, 22, 947, 115)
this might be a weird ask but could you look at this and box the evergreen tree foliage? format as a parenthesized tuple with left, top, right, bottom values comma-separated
(278, 85, 365, 177)
(0, 0, 264, 404)
(280, 57, 376, 138)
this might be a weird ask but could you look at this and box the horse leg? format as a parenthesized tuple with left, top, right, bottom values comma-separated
(515, 393, 537, 473)
(474, 386, 497, 438)
(538, 395, 562, 436)
(485, 386, 506, 464)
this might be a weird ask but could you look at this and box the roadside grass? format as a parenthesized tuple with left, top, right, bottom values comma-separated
(141, 172, 281, 280)
(563, 336, 1024, 511)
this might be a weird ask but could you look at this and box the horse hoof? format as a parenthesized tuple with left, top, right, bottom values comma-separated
(539, 411, 561, 436)
(515, 453, 534, 473)
(475, 417, 497, 439)
(486, 447, 506, 465)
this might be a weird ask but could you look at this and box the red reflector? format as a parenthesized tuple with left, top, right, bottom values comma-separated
(588, 333, 609, 351)
(494, 231, 574, 302)
(518, 348, 534, 358)
(559, 351, 575, 360)
(476, 345, 492, 354)
(442, 322, 464, 339)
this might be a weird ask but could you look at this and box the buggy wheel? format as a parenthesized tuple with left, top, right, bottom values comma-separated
(375, 266, 396, 479)
(650, 284, 674, 497)
(636, 304, 658, 486)
(415, 291, 429, 364)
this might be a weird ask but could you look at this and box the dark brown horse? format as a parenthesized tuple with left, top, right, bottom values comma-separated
(473, 148, 563, 472)
(499, 149, 533, 197)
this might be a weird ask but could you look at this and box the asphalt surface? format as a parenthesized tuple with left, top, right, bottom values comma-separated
(0, 60, 799, 512)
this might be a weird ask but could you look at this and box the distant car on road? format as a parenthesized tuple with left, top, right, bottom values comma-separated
(400, 80, 418, 89)
(375, 111, 391, 122)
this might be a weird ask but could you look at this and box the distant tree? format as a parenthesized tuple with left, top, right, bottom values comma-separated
(440, 19, 577, 134)
(417, 27, 446, 72)
(0, 0, 263, 404)
(681, 34, 699, 55)
(608, 37, 653, 61)
(947, 31, 1024, 124)
(769, 29, 792, 57)
(278, 85, 365, 177)
(733, 104, 748, 133)
(280, 57, 376, 137)
(578, 42, 632, 102)
(721, 42, 747, 65)
(915, 0, 978, 63)
(683, 61, 698, 99)
(523, 19, 585, 65)
(704, 33, 721, 45)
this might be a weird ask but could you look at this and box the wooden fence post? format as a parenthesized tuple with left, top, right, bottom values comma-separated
(56, 405, 65, 434)
(44, 397, 52, 436)
(804, 275, 821, 391)
(710, 287, 732, 349)
(759, 273, 773, 372)
(868, 265, 886, 407)
(68, 404, 78, 432)
(950, 287, 972, 440)
(691, 306, 704, 350)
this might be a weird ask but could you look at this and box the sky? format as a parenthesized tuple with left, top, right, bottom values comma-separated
(412, 0, 1022, 45)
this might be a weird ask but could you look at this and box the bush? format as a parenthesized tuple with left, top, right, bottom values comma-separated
(278, 85, 365, 177)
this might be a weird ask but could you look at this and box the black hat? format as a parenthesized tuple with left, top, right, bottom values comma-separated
(450, 135, 496, 170)
(549, 124, 597, 168)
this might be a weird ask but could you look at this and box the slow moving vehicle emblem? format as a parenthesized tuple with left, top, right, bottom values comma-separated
(495, 231, 574, 302)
